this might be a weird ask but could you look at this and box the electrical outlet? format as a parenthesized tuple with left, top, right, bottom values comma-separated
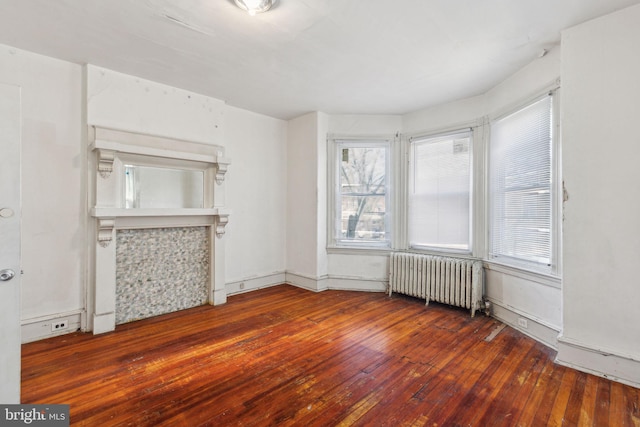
(517, 317, 528, 329)
(239, 282, 245, 290)
(51, 320, 69, 332)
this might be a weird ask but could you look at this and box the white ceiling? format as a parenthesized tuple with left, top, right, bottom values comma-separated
(0, 0, 638, 120)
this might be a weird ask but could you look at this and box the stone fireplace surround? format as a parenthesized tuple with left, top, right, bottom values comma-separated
(115, 226, 210, 325)
(89, 126, 230, 334)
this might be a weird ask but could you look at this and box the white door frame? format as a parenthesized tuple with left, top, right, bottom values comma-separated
(0, 82, 22, 403)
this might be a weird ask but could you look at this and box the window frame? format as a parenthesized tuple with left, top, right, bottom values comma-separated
(487, 90, 561, 276)
(328, 137, 393, 249)
(407, 129, 474, 254)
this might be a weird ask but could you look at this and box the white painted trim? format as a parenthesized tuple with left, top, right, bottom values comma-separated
(327, 275, 386, 292)
(286, 271, 387, 293)
(93, 312, 116, 335)
(326, 246, 391, 256)
(21, 310, 84, 343)
(556, 336, 640, 389)
(88, 126, 230, 334)
(484, 261, 561, 289)
(91, 126, 226, 163)
(285, 272, 329, 292)
(226, 272, 286, 296)
(326, 136, 394, 250)
(92, 207, 230, 218)
(488, 298, 560, 349)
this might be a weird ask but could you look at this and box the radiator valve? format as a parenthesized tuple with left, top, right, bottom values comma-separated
(483, 300, 491, 316)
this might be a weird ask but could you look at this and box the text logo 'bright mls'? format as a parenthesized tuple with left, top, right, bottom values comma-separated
(1, 405, 69, 426)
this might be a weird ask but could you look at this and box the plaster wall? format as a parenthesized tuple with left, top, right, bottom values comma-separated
(0, 45, 84, 331)
(559, 3, 640, 386)
(286, 113, 321, 283)
(86, 65, 224, 145)
(224, 106, 287, 291)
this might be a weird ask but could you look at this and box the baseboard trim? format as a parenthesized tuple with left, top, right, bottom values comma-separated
(487, 298, 560, 349)
(556, 336, 640, 389)
(285, 271, 387, 293)
(327, 275, 387, 292)
(285, 272, 329, 292)
(226, 272, 286, 296)
(21, 310, 83, 343)
(93, 312, 116, 335)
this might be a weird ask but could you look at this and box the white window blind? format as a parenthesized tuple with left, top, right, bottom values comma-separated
(489, 95, 553, 268)
(409, 131, 472, 251)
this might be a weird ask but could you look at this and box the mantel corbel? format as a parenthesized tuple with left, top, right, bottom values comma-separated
(97, 149, 115, 178)
(215, 154, 231, 185)
(97, 218, 115, 247)
(215, 214, 230, 238)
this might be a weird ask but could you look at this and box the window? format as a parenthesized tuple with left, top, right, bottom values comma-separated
(334, 140, 391, 247)
(409, 131, 473, 252)
(489, 94, 554, 270)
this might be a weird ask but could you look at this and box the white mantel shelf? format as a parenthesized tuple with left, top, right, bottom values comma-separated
(91, 207, 231, 237)
(91, 207, 231, 218)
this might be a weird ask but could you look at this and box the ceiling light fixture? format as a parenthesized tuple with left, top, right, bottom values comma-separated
(233, 0, 277, 16)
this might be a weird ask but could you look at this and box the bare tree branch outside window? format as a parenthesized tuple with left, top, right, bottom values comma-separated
(338, 145, 387, 242)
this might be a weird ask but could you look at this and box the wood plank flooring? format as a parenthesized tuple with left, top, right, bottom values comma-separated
(21, 285, 640, 426)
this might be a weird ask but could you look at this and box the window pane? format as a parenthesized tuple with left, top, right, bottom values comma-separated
(489, 95, 553, 267)
(336, 143, 389, 245)
(409, 132, 472, 251)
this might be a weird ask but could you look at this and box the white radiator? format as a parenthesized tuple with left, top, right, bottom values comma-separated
(389, 253, 484, 317)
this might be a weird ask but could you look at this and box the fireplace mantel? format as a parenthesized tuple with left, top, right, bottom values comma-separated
(88, 126, 230, 334)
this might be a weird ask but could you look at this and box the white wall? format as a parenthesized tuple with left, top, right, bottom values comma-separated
(485, 47, 561, 117)
(224, 106, 287, 294)
(403, 96, 484, 134)
(316, 112, 329, 281)
(558, 4, 640, 387)
(0, 44, 85, 340)
(330, 115, 402, 136)
(87, 65, 224, 144)
(285, 113, 323, 289)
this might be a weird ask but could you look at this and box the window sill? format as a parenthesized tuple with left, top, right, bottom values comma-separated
(407, 247, 474, 259)
(326, 245, 392, 256)
(484, 260, 561, 289)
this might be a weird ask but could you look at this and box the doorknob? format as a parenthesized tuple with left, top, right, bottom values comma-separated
(0, 269, 15, 281)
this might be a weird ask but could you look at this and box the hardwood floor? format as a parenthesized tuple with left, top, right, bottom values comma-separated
(22, 285, 639, 426)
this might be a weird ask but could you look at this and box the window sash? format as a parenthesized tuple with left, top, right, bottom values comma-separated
(408, 131, 473, 252)
(334, 140, 391, 246)
(489, 95, 553, 269)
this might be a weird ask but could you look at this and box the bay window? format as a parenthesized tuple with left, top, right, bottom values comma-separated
(327, 89, 559, 279)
